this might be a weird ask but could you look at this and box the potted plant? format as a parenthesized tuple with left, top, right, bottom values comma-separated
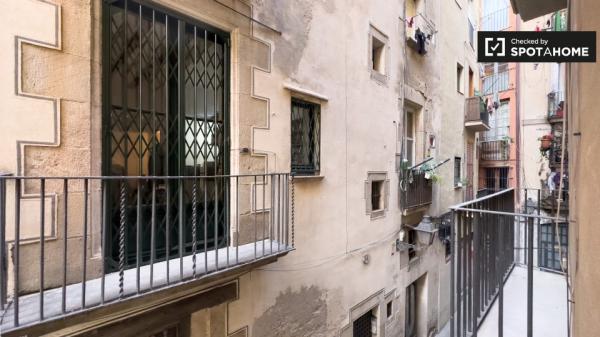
(540, 134, 554, 151)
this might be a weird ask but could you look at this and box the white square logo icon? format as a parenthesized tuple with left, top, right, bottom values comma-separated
(485, 37, 506, 57)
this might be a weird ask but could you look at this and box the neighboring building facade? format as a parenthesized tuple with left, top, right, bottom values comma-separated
(478, 0, 520, 195)
(0, 1, 478, 337)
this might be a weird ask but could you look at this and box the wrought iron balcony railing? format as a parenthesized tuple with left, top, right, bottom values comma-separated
(479, 139, 510, 161)
(400, 170, 433, 211)
(465, 97, 491, 131)
(450, 189, 569, 337)
(0, 173, 292, 332)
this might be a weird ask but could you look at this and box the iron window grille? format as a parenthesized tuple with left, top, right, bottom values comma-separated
(102, 0, 230, 271)
(291, 99, 320, 175)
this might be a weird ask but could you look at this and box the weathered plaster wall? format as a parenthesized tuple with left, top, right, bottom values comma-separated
(568, 1, 600, 336)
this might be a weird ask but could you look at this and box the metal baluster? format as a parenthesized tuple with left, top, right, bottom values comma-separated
(101, 180, 107, 304)
(150, 179, 156, 289)
(14, 178, 21, 326)
(136, 179, 141, 294)
(62, 179, 68, 314)
(0, 177, 6, 310)
(192, 179, 197, 277)
(254, 175, 257, 259)
(39, 178, 45, 319)
(119, 181, 127, 298)
(235, 176, 239, 264)
(262, 175, 266, 257)
(291, 175, 295, 248)
(82, 179, 88, 309)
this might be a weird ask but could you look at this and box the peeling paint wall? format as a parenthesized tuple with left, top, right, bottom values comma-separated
(252, 286, 328, 337)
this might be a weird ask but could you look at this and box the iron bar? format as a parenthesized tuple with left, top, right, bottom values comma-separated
(82, 178, 88, 309)
(39, 178, 45, 319)
(14, 178, 20, 326)
(62, 178, 68, 314)
(150, 179, 156, 288)
(0, 177, 6, 310)
(101, 180, 107, 304)
(527, 216, 534, 337)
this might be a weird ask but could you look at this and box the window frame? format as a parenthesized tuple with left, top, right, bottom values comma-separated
(365, 172, 389, 219)
(454, 156, 462, 187)
(369, 25, 389, 83)
(290, 98, 321, 176)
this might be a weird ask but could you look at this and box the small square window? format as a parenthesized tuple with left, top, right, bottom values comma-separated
(371, 180, 384, 211)
(365, 172, 388, 219)
(369, 26, 388, 83)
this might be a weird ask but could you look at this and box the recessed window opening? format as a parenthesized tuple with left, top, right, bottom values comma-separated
(457, 63, 464, 93)
(371, 180, 384, 211)
(372, 36, 386, 74)
(386, 300, 393, 319)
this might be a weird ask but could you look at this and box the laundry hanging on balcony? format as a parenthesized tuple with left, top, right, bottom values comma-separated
(415, 28, 427, 54)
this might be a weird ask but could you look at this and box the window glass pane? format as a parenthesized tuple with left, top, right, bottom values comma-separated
(406, 111, 414, 138)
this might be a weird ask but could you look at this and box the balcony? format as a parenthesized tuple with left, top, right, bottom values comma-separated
(547, 91, 565, 122)
(0, 174, 292, 334)
(480, 139, 510, 161)
(448, 189, 568, 337)
(541, 184, 569, 212)
(405, 14, 435, 54)
(509, 0, 567, 21)
(482, 70, 509, 96)
(400, 170, 433, 212)
(465, 97, 491, 132)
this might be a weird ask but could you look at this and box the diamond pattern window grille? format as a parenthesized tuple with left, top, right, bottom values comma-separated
(103, 0, 229, 271)
(291, 99, 320, 175)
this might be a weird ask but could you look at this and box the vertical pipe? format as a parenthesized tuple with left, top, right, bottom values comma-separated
(136, 1, 142, 293)
(14, 178, 20, 326)
(62, 179, 68, 313)
(39, 178, 45, 319)
(82, 179, 88, 309)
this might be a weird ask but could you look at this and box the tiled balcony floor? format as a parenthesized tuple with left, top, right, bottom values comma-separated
(437, 265, 568, 337)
